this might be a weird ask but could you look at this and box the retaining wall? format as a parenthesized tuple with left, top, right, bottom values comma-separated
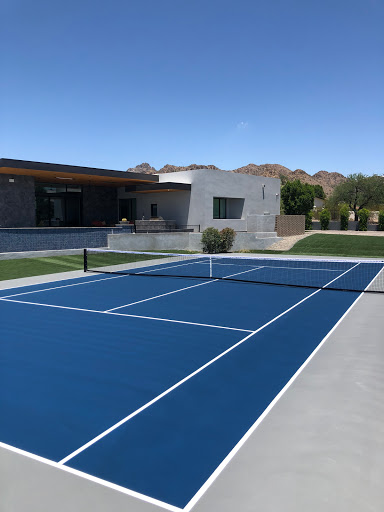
(0, 227, 127, 253)
(108, 232, 282, 252)
(275, 215, 305, 236)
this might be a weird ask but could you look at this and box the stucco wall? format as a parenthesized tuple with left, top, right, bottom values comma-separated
(0, 174, 35, 227)
(82, 185, 118, 226)
(118, 169, 281, 233)
(158, 169, 280, 231)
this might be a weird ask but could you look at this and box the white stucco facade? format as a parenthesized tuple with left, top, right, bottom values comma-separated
(118, 169, 281, 233)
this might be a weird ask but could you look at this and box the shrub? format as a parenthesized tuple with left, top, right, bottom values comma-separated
(339, 204, 350, 231)
(319, 209, 331, 230)
(358, 208, 370, 231)
(305, 211, 313, 230)
(202, 227, 237, 253)
(220, 227, 236, 252)
(378, 211, 384, 231)
(201, 227, 222, 253)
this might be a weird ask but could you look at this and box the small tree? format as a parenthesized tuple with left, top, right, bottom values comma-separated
(281, 180, 314, 216)
(319, 209, 331, 230)
(378, 211, 384, 231)
(339, 204, 350, 231)
(330, 174, 384, 221)
(358, 208, 370, 231)
(220, 228, 236, 252)
(202, 227, 222, 253)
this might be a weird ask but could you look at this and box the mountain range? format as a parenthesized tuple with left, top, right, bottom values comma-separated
(126, 162, 347, 197)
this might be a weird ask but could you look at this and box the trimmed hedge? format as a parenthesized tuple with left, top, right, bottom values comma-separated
(319, 209, 331, 230)
(305, 211, 313, 230)
(378, 211, 384, 231)
(339, 204, 350, 231)
(358, 208, 370, 231)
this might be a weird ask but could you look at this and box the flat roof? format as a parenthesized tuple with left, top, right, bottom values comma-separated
(124, 182, 191, 193)
(0, 159, 159, 186)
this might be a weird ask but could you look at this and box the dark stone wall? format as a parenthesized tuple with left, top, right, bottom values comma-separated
(82, 185, 118, 226)
(0, 174, 35, 227)
(0, 227, 116, 252)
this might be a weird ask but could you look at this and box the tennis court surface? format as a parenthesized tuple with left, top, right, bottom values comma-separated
(1, 251, 384, 511)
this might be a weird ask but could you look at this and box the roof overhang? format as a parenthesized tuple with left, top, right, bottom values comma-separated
(125, 182, 191, 194)
(0, 159, 159, 187)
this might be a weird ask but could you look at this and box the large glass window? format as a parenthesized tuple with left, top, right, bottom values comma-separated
(213, 197, 227, 219)
(119, 198, 137, 221)
(35, 183, 82, 226)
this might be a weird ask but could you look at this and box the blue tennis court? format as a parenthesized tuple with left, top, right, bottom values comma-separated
(0, 254, 383, 510)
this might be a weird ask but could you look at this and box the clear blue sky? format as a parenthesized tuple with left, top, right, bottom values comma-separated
(1, 0, 383, 175)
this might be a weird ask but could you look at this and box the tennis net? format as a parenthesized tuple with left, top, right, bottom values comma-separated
(84, 249, 384, 293)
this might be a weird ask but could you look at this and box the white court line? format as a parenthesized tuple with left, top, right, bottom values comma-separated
(0, 297, 252, 333)
(323, 262, 360, 288)
(0, 441, 181, 512)
(137, 259, 207, 274)
(0, 273, 129, 299)
(207, 262, 343, 272)
(183, 264, 368, 512)
(105, 265, 264, 312)
(105, 279, 217, 312)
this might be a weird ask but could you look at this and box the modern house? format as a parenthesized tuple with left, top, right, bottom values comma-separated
(0, 159, 284, 252)
(0, 159, 159, 228)
(0, 159, 280, 230)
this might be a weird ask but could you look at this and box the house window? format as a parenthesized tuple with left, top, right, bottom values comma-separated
(213, 198, 227, 219)
(151, 203, 158, 217)
(35, 183, 82, 227)
(119, 198, 136, 221)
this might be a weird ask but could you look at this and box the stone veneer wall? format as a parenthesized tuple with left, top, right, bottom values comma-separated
(0, 174, 36, 227)
(275, 215, 305, 236)
(0, 227, 124, 253)
(82, 185, 118, 226)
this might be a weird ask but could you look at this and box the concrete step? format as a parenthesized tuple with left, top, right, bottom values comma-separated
(255, 232, 278, 238)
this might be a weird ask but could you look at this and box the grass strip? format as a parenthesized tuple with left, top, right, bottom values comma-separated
(249, 234, 384, 258)
(0, 252, 169, 281)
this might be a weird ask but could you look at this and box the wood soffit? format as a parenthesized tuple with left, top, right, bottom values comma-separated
(0, 166, 156, 187)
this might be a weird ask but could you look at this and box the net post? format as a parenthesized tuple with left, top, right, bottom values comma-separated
(84, 248, 88, 272)
(209, 255, 213, 278)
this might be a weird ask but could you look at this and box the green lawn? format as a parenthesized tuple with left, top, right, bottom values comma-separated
(0, 255, 85, 281)
(250, 233, 384, 258)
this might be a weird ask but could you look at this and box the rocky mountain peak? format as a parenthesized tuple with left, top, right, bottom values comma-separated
(125, 161, 347, 196)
